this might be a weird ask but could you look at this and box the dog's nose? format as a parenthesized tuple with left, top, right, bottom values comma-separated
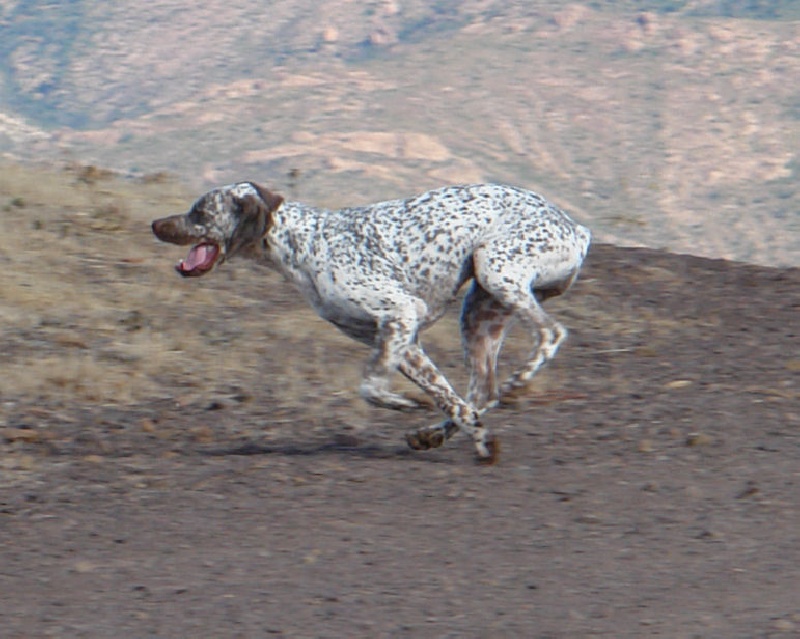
(151, 215, 196, 245)
(152, 216, 178, 242)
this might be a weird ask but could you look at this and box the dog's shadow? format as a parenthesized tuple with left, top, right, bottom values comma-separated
(199, 436, 459, 464)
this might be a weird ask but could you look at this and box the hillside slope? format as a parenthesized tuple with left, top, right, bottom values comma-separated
(0, 1, 798, 265)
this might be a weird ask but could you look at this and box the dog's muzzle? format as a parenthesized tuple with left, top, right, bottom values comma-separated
(152, 216, 221, 277)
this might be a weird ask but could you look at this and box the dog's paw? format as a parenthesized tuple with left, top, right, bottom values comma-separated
(406, 428, 445, 451)
(498, 382, 534, 407)
(475, 435, 500, 465)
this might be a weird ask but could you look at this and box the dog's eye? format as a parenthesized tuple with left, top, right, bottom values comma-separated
(188, 207, 210, 224)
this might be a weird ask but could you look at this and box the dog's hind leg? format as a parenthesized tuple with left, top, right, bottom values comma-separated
(471, 247, 575, 403)
(498, 311, 566, 398)
(409, 283, 514, 457)
(460, 282, 516, 410)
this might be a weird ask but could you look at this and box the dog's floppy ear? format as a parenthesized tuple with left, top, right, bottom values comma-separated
(250, 182, 285, 214)
(227, 184, 283, 256)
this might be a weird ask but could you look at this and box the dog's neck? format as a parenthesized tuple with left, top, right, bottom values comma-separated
(260, 200, 324, 271)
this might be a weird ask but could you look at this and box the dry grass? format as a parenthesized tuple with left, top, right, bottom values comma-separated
(0, 162, 265, 405)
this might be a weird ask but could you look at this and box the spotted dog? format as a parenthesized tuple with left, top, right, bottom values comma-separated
(152, 182, 591, 463)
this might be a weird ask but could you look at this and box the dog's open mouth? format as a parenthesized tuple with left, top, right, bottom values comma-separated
(176, 242, 220, 277)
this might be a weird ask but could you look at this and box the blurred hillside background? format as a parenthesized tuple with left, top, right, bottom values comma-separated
(1, 0, 798, 265)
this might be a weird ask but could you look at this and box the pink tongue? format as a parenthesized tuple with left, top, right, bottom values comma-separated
(181, 243, 218, 271)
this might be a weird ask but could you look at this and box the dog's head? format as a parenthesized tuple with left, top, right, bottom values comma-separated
(151, 182, 284, 277)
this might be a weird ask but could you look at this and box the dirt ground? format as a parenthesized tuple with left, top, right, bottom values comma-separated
(1, 243, 799, 638)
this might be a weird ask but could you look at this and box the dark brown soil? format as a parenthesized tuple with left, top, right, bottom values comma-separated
(2, 244, 799, 638)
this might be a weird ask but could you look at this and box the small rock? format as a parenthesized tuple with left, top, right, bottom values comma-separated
(72, 560, 97, 574)
(686, 432, 712, 447)
(736, 481, 759, 499)
(665, 379, 693, 389)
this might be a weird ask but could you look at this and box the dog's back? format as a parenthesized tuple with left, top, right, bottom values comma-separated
(270, 184, 588, 320)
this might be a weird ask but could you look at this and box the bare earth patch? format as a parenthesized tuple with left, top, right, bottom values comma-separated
(1, 164, 798, 638)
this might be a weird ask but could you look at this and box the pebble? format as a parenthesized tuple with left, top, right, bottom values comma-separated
(686, 432, 712, 447)
(638, 439, 654, 453)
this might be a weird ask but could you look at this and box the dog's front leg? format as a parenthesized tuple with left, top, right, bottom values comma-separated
(359, 319, 429, 411)
(399, 345, 498, 464)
